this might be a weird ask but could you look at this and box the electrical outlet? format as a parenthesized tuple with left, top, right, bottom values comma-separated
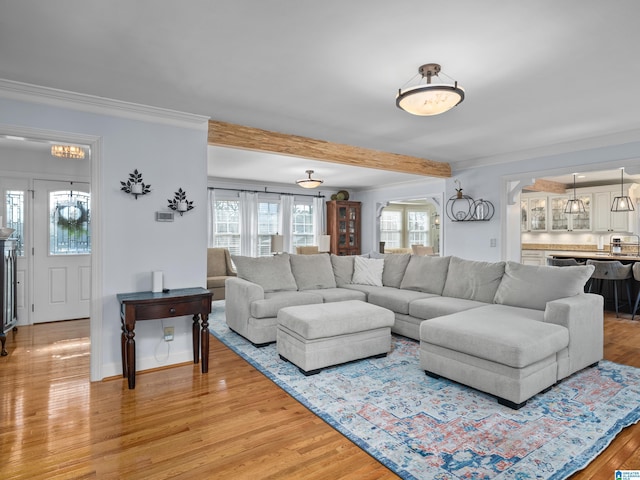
(163, 326, 174, 342)
(490, 238, 497, 247)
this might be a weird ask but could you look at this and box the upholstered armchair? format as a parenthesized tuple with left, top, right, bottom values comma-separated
(207, 248, 236, 300)
(296, 246, 319, 255)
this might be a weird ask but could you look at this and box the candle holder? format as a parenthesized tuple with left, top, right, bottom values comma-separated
(120, 169, 151, 199)
(168, 188, 194, 216)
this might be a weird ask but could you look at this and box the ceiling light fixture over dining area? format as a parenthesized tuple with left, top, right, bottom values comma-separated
(396, 63, 465, 116)
(564, 173, 586, 214)
(296, 170, 323, 189)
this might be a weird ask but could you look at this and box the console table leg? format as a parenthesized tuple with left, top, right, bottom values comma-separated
(192, 314, 200, 364)
(201, 313, 209, 373)
(125, 328, 136, 389)
(121, 321, 127, 378)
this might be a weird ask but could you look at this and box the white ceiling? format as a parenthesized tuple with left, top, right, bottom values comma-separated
(2, 1, 640, 189)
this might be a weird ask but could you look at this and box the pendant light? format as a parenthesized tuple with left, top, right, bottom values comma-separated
(564, 173, 586, 214)
(611, 168, 635, 212)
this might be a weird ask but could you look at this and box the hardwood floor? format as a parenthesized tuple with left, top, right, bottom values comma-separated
(1, 310, 639, 479)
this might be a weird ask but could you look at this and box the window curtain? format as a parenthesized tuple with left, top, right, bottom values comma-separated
(207, 189, 217, 247)
(240, 191, 258, 257)
(313, 196, 325, 245)
(280, 194, 294, 253)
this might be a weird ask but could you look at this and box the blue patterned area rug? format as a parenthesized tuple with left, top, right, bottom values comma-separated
(209, 302, 640, 479)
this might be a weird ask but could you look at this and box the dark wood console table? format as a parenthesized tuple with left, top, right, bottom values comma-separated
(117, 287, 213, 389)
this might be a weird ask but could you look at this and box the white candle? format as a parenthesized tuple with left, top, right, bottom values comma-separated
(131, 183, 143, 194)
(177, 201, 188, 212)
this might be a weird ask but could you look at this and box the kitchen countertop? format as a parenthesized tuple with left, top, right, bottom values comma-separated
(549, 251, 640, 261)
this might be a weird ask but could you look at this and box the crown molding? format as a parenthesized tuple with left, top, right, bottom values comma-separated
(0, 79, 210, 130)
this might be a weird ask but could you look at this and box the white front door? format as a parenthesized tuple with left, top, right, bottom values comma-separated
(33, 180, 91, 323)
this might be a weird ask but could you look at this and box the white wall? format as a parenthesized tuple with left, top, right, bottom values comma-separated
(0, 87, 209, 380)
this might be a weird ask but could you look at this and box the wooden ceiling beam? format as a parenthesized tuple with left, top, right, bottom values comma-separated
(524, 179, 567, 194)
(208, 120, 451, 178)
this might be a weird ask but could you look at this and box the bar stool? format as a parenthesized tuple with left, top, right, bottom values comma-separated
(631, 263, 640, 320)
(586, 259, 633, 317)
(546, 258, 583, 267)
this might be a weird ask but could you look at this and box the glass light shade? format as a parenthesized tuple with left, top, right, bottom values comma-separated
(51, 144, 85, 159)
(296, 170, 323, 189)
(564, 198, 586, 214)
(296, 179, 323, 189)
(396, 84, 465, 116)
(611, 195, 635, 212)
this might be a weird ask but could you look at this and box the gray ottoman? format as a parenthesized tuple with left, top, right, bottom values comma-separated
(277, 300, 395, 375)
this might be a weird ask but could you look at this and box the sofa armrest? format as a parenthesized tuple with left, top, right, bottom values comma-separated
(544, 293, 603, 379)
(224, 277, 265, 338)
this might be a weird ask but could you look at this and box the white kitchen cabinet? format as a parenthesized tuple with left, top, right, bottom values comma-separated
(593, 191, 630, 233)
(521, 196, 547, 232)
(549, 194, 592, 231)
(521, 250, 545, 265)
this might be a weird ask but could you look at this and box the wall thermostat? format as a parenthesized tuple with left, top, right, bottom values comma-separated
(156, 211, 174, 222)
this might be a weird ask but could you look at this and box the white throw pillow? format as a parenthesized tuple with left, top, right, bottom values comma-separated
(351, 256, 384, 286)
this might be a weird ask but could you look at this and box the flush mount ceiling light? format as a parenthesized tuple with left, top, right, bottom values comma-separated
(396, 63, 465, 116)
(51, 144, 85, 159)
(296, 170, 323, 189)
(564, 173, 586, 214)
(611, 167, 635, 212)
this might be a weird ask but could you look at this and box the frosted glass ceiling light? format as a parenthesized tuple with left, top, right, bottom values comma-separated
(296, 170, 323, 189)
(396, 63, 465, 116)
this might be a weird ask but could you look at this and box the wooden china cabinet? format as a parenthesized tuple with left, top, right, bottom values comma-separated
(326, 200, 361, 255)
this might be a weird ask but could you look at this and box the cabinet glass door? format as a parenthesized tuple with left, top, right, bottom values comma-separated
(521, 200, 528, 232)
(570, 194, 592, 231)
(550, 196, 569, 231)
(529, 198, 547, 231)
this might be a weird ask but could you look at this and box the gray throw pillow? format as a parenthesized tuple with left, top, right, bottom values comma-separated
(231, 253, 298, 292)
(493, 261, 595, 310)
(442, 256, 505, 303)
(331, 254, 355, 287)
(290, 253, 336, 290)
(400, 255, 451, 295)
(381, 253, 411, 288)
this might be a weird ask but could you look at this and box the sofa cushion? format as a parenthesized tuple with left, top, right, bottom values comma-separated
(331, 254, 354, 287)
(290, 253, 336, 290)
(409, 296, 488, 320)
(442, 256, 505, 303)
(250, 291, 323, 318)
(400, 255, 451, 295)
(378, 253, 411, 288)
(232, 253, 298, 293)
(304, 287, 366, 303)
(352, 256, 384, 286)
(368, 288, 437, 315)
(494, 261, 595, 311)
(420, 305, 568, 368)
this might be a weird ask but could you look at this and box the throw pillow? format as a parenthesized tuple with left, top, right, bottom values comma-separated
(442, 256, 506, 303)
(351, 256, 384, 286)
(400, 255, 451, 295)
(290, 253, 337, 290)
(493, 261, 595, 310)
(331, 254, 355, 287)
(381, 253, 411, 288)
(231, 253, 298, 293)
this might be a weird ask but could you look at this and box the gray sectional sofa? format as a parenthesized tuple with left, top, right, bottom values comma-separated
(225, 252, 602, 408)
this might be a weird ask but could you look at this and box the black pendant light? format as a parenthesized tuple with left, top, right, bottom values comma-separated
(611, 168, 635, 212)
(564, 174, 586, 214)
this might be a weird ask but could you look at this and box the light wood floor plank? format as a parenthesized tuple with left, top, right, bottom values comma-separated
(1, 310, 639, 479)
